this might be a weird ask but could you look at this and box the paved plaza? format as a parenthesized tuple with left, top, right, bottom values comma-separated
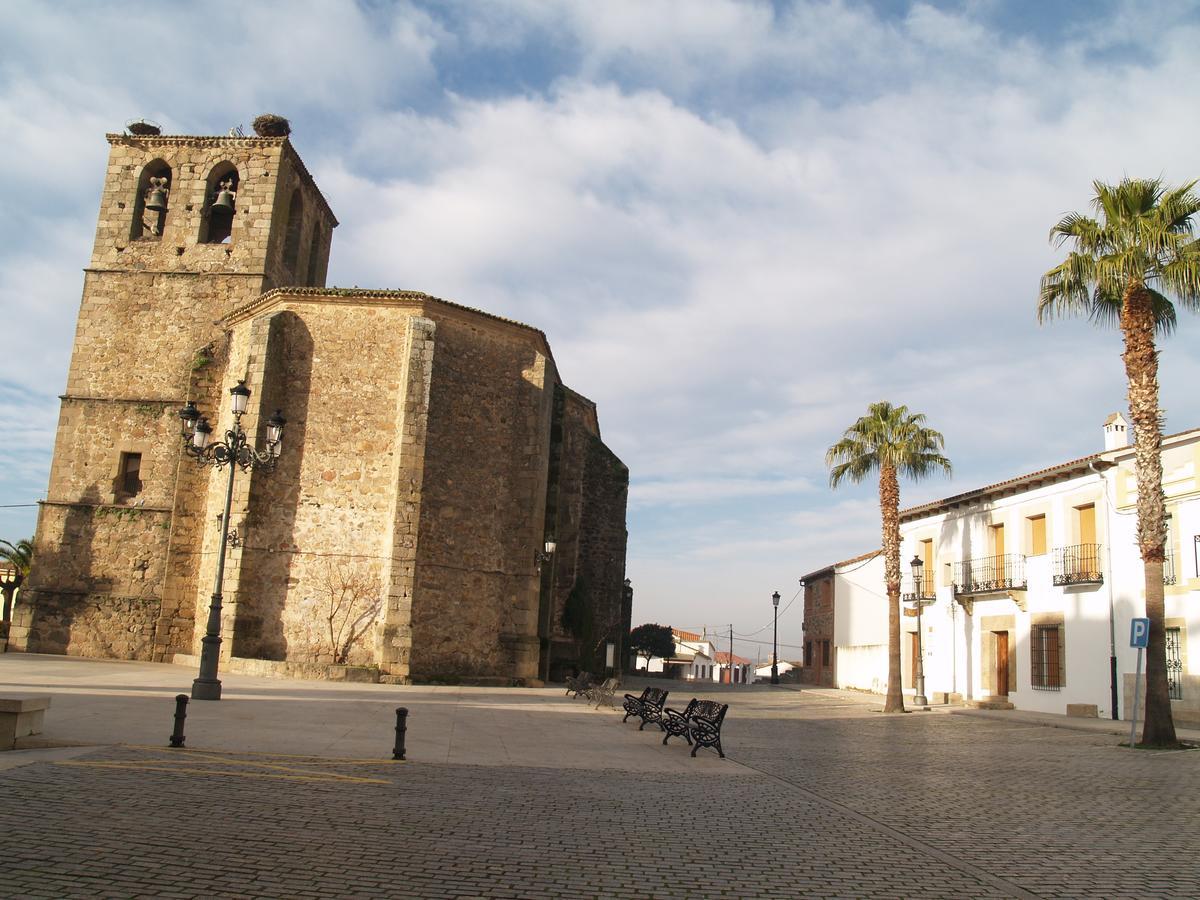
(2, 655, 1198, 898)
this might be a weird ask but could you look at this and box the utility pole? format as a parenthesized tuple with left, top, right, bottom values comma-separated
(729, 624, 734, 685)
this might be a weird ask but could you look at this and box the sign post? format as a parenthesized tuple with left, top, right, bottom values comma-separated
(1129, 618, 1150, 748)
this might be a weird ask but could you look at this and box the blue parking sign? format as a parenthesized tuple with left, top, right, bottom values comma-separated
(1130, 618, 1150, 648)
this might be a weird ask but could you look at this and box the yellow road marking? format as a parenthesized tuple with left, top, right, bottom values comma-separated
(150, 749, 379, 781)
(54, 759, 391, 785)
(125, 744, 406, 765)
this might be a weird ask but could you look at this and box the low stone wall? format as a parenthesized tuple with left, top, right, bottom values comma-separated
(172, 654, 381, 683)
(11, 591, 159, 659)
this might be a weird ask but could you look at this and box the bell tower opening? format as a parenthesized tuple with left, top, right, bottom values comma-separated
(130, 159, 171, 241)
(199, 162, 240, 245)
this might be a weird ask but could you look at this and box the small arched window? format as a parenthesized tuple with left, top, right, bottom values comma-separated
(282, 188, 303, 272)
(304, 221, 322, 285)
(199, 162, 240, 245)
(130, 160, 172, 241)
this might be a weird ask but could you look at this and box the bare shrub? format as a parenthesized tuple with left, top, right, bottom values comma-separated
(290, 560, 383, 665)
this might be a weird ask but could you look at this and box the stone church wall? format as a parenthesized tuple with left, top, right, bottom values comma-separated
(409, 310, 553, 681)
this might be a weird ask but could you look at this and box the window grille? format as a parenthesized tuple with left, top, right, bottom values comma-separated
(1166, 628, 1183, 701)
(1031, 624, 1063, 691)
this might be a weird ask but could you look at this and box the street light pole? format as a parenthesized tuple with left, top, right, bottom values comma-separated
(771, 590, 781, 685)
(910, 555, 929, 708)
(179, 381, 285, 701)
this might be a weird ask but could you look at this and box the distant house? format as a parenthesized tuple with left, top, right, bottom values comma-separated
(753, 659, 801, 682)
(635, 628, 718, 680)
(799, 550, 884, 689)
(634, 628, 754, 683)
(713, 651, 754, 685)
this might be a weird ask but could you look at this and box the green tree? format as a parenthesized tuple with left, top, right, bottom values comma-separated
(0, 538, 34, 622)
(629, 623, 675, 672)
(1038, 177, 1200, 747)
(826, 403, 951, 713)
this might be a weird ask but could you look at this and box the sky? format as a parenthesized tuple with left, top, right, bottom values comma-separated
(2, 0, 1200, 664)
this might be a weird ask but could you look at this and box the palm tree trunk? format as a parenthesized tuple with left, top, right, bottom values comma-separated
(880, 463, 905, 713)
(1121, 284, 1177, 747)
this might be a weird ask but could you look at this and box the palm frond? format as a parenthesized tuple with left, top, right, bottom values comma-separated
(1041, 177, 1200, 332)
(827, 402, 951, 490)
(0, 538, 33, 575)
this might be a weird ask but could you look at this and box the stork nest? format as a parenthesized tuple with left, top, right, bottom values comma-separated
(252, 114, 291, 137)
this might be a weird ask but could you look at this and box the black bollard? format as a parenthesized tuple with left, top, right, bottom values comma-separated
(393, 707, 408, 760)
(169, 694, 188, 748)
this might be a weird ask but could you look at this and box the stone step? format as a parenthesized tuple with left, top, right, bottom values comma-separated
(963, 697, 1015, 710)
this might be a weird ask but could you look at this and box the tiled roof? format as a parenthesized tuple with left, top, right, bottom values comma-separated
(899, 423, 1200, 521)
(835, 549, 881, 569)
(674, 629, 702, 642)
(898, 451, 1104, 521)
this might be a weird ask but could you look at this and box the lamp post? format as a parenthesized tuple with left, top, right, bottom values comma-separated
(771, 590, 781, 685)
(909, 554, 930, 708)
(178, 380, 285, 701)
(536, 537, 557, 683)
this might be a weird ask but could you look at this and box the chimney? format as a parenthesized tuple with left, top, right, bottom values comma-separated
(1104, 412, 1129, 450)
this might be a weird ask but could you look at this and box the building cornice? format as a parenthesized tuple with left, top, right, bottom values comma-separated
(219, 287, 555, 363)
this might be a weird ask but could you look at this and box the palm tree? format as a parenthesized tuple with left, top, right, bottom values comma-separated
(0, 537, 34, 622)
(1038, 177, 1200, 747)
(826, 402, 951, 713)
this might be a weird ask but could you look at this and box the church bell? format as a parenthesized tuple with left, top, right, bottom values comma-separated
(145, 186, 169, 212)
(212, 186, 236, 213)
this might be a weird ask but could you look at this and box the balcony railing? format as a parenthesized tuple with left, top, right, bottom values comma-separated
(953, 554, 1026, 595)
(1052, 544, 1103, 586)
(1164, 548, 1176, 586)
(900, 570, 936, 602)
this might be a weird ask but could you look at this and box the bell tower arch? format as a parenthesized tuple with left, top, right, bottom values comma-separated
(11, 117, 337, 662)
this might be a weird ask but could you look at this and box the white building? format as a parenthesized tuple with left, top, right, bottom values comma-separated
(754, 659, 800, 681)
(892, 415, 1199, 723)
(815, 416, 1200, 725)
(634, 629, 717, 680)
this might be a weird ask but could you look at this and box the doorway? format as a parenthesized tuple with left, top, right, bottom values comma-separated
(994, 631, 1009, 696)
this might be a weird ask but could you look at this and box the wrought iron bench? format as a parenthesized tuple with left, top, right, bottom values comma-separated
(565, 672, 594, 697)
(660, 698, 700, 747)
(622, 686, 669, 730)
(586, 677, 619, 708)
(686, 700, 729, 758)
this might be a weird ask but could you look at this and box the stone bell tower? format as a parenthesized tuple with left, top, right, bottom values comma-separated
(10, 117, 337, 660)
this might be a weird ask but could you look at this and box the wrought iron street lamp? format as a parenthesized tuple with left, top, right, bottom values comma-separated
(179, 380, 285, 701)
(535, 538, 556, 573)
(536, 537, 557, 682)
(909, 554, 932, 708)
(771, 590, 781, 685)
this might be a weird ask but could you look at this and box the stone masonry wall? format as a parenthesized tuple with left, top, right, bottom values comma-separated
(410, 309, 554, 680)
(542, 388, 590, 671)
(12, 502, 169, 659)
(574, 429, 631, 670)
(213, 299, 412, 668)
(540, 388, 629, 675)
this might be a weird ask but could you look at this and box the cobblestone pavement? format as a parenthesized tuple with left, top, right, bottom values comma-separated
(2, 701, 1197, 898)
